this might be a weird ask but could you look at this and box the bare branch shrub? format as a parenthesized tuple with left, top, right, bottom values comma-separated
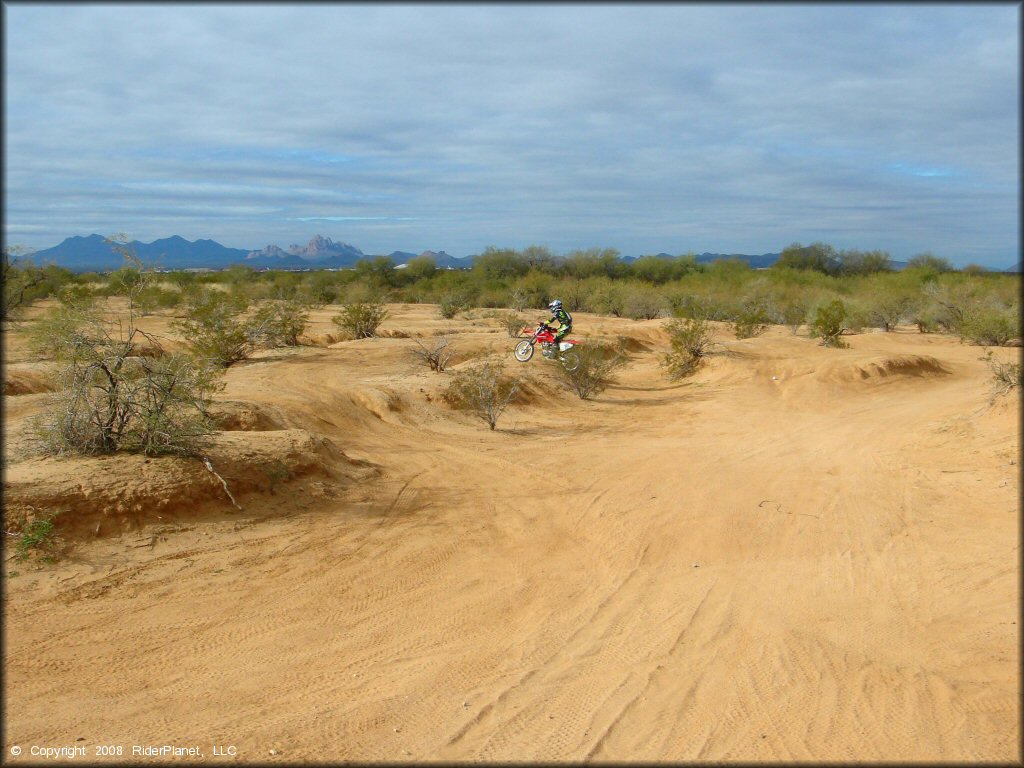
(410, 332, 456, 372)
(981, 348, 1022, 401)
(443, 360, 520, 430)
(28, 261, 223, 457)
(508, 288, 530, 312)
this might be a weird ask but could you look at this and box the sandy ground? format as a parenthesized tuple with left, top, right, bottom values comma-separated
(2, 302, 1020, 763)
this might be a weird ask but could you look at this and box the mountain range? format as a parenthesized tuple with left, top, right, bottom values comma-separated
(29, 234, 466, 273)
(23, 234, 1016, 273)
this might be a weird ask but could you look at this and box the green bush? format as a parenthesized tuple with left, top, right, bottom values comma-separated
(554, 341, 626, 399)
(959, 304, 1020, 346)
(135, 284, 182, 314)
(623, 285, 668, 320)
(732, 298, 771, 339)
(810, 299, 848, 348)
(56, 283, 96, 310)
(668, 289, 733, 321)
(663, 316, 715, 379)
(587, 280, 627, 317)
(778, 300, 808, 334)
(332, 300, 388, 339)
(911, 303, 942, 333)
(438, 290, 473, 319)
(14, 511, 62, 562)
(2, 247, 49, 320)
(249, 299, 312, 347)
(865, 288, 917, 332)
(500, 311, 526, 338)
(173, 289, 256, 366)
(842, 300, 871, 334)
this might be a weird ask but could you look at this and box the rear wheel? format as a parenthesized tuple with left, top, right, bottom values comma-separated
(514, 340, 535, 362)
(560, 349, 581, 372)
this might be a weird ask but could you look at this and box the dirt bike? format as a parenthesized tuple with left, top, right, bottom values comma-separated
(514, 321, 582, 372)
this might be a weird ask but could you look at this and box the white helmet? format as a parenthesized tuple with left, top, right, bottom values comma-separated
(548, 299, 563, 312)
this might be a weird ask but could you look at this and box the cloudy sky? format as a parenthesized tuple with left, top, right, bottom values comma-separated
(3, 3, 1019, 267)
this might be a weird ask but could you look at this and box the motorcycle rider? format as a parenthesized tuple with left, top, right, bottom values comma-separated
(542, 299, 572, 356)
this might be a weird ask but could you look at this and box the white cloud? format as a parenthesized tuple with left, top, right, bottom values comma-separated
(3, 4, 1018, 266)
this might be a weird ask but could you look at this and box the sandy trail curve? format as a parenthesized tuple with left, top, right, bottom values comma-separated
(3, 305, 1019, 762)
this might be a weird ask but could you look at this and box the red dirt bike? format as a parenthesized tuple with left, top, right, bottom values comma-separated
(514, 321, 582, 372)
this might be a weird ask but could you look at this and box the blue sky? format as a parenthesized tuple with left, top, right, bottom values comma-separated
(3, 3, 1019, 267)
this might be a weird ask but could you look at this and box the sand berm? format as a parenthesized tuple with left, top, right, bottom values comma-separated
(3, 302, 1019, 762)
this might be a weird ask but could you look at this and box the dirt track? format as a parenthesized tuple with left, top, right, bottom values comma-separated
(3, 304, 1020, 762)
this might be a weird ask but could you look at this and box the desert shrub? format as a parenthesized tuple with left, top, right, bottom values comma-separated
(906, 252, 954, 274)
(34, 352, 222, 456)
(551, 279, 589, 316)
(474, 287, 509, 309)
(438, 290, 473, 319)
(299, 272, 344, 305)
(56, 283, 96, 310)
(922, 277, 987, 334)
(229, 278, 276, 303)
(508, 287, 530, 312)
(336, 280, 389, 306)
(911, 302, 942, 333)
(668, 289, 734, 321)
(165, 270, 198, 292)
(663, 316, 715, 379)
(732, 298, 771, 339)
(842, 300, 871, 334)
(588, 280, 627, 317)
(554, 341, 627, 400)
(249, 298, 312, 347)
(510, 269, 554, 310)
(958, 304, 1020, 346)
(622, 284, 668, 320)
(101, 265, 146, 297)
(410, 332, 456, 372)
(810, 299, 848, 348)
(332, 300, 388, 339)
(865, 288, 917, 332)
(173, 288, 258, 366)
(499, 311, 526, 338)
(666, 291, 705, 319)
(443, 360, 520, 430)
(778, 299, 808, 334)
(29, 291, 223, 456)
(2, 247, 50, 320)
(135, 284, 182, 314)
(980, 349, 1022, 401)
(12, 510, 62, 562)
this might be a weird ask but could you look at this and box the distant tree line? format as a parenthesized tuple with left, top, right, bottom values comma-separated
(4, 240, 1019, 348)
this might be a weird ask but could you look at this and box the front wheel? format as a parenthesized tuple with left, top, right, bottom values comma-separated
(514, 339, 535, 362)
(559, 349, 581, 372)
